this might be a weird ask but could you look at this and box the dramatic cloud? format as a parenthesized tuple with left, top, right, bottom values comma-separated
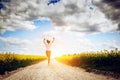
(95, 0, 120, 31)
(0, 0, 119, 34)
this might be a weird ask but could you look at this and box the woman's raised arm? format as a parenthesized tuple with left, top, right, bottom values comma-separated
(43, 38, 46, 44)
(52, 37, 55, 43)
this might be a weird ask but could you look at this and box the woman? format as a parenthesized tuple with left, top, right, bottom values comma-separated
(43, 37, 55, 65)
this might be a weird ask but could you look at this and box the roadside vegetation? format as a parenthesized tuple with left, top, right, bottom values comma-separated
(0, 52, 47, 74)
(56, 48, 120, 73)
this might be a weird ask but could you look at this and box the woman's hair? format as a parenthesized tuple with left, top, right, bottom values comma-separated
(47, 40, 50, 44)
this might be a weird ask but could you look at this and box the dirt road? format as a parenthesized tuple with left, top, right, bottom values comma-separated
(4, 59, 119, 80)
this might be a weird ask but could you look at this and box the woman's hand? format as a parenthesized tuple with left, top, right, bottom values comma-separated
(43, 38, 46, 44)
(52, 37, 55, 43)
(53, 37, 55, 40)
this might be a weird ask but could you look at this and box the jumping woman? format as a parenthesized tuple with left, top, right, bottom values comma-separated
(43, 37, 55, 65)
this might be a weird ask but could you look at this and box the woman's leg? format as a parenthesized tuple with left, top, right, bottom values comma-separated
(48, 51, 51, 64)
(46, 50, 51, 64)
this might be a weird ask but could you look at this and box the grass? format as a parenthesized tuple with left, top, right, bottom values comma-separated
(0, 52, 47, 74)
(56, 48, 120, 73)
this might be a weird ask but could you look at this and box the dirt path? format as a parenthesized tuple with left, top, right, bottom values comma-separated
(4, 59, 119, 80)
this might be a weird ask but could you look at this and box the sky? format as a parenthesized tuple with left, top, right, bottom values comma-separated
(0, 0, 120, 57)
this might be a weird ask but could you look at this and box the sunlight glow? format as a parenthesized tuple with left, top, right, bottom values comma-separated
(51, 50, 63, 58)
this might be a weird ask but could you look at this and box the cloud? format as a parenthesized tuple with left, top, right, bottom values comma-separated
(97, 40, 120, 50)
(0, 0, 119, 34)
(0, 36, 47, 54)
(0, 37, 31, 46)
(95, 0, 120, 31)
(71, 38, 120, 53)
(0, 14, 36, 34)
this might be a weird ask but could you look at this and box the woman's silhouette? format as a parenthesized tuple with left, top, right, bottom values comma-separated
(43, 37, 55, 65)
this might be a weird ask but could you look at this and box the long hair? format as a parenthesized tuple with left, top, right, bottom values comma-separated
(47, 40, 50, 44)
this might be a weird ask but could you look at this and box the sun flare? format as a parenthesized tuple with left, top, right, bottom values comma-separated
(51, 50, 63, 58)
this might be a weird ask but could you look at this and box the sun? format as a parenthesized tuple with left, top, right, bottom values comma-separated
(51, 50, 63, 58)
(51, 52, 61, 58)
